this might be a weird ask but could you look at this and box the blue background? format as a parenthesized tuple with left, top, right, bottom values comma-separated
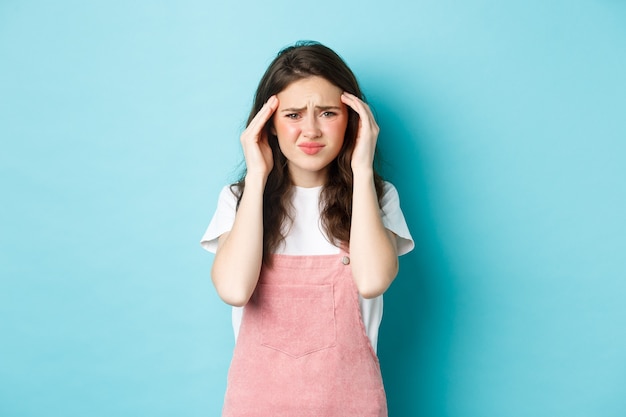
(1, 1, 625, 416)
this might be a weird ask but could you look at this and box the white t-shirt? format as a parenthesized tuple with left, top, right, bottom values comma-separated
(200, 181, 414, 352)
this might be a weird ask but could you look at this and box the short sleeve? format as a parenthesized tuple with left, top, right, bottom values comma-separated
(200, 186, 239, 253)
(380, 182, 415, 256)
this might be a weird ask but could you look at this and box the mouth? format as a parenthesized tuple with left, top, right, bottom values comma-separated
(298, 143, 325, 155)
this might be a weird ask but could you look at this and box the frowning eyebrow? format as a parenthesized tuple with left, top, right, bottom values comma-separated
(279, 105, 342, 113)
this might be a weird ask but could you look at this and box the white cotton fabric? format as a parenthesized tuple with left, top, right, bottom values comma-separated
(200, 181, 414, 352)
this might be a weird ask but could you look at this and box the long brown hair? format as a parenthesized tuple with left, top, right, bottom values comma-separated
(233, 41, 384, 263)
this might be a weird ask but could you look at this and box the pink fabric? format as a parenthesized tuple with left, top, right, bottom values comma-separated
(222, 253, 388, 416)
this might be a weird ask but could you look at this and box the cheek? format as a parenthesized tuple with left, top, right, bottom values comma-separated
(326, 119, 348, 139)
(274, 120, 300, 138)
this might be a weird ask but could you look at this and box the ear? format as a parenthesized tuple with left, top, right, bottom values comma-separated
(270, 124, 276, 136)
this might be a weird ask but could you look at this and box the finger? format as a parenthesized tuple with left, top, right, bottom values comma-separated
(246, 96, 279, 135)
(341, 93, 377, 129)
(341, 93, 374, 121)
(341, 92, 368, 108)
(247, 95, 278, 132)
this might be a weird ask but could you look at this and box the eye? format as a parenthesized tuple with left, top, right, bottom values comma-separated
(321, 111, 337, 117)
(285, 113, 300, 119)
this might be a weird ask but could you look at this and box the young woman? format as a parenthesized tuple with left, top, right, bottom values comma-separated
(201, 41, 414, 416)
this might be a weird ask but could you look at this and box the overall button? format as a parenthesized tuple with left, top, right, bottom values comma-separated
(341, 256, 350, 265)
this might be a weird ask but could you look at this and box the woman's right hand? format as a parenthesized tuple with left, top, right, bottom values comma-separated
(240, 95, 279, 179)
(213, 95, 279, 306)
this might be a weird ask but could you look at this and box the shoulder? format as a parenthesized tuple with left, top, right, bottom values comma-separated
(378, 181, 415, 255)
(380, 181, 401, 206)
(217, 184, 241, 206)
(381, 180, 398, 194)
(224, 183, 242, 197)
(199, 184, 241, 253)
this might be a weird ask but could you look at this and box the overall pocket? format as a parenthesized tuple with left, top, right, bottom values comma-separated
(258, 283, 336, 358)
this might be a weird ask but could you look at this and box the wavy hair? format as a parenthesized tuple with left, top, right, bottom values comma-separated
(233, 41, 384, 264)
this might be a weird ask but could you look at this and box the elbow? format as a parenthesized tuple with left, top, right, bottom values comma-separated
(212, 280, 252, 307)
(218, 292, 250, 307)
(358, 286, 387, 299)
(211, 266, 254, 307)
(356, 279, 393, 299)
(355, 264, 399, 299)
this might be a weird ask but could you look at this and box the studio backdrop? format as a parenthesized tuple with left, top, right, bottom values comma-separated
(1, 1, 625, 416)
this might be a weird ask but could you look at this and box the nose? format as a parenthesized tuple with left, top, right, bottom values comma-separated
(302, 116, 321, 139)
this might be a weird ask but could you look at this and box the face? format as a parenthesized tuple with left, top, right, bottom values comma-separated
(272, 76, 348, 187)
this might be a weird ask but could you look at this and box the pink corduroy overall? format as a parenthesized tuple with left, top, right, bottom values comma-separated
(222, 252, 388, 417)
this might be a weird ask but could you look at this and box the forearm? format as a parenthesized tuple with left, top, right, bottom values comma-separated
(349, 170, 399, 298)
(211, 175, 266, 306)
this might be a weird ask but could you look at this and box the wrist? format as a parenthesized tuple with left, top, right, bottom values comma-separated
(244, 173, 269, 189)
(351, 167, 375, 183)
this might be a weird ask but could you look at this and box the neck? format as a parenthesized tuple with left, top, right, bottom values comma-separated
(288, 168, 328, 188)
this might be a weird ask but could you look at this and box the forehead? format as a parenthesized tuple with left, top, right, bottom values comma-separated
(277, 76, 343, 104)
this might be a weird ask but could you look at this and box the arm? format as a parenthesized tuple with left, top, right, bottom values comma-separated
(211, 96, 278, 306)
(341, 93, 399, 299)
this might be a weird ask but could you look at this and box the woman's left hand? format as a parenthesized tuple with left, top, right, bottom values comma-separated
(341, 92, 379, 173)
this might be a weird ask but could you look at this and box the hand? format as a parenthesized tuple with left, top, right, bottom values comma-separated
(341, 92, 379, 173)
(240, 96, 279, 179)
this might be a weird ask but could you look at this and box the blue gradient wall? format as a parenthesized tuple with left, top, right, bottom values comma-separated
(1, 1, 625, 416)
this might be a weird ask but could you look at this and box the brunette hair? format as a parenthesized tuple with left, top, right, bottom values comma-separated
(233, 41, 384, 263)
